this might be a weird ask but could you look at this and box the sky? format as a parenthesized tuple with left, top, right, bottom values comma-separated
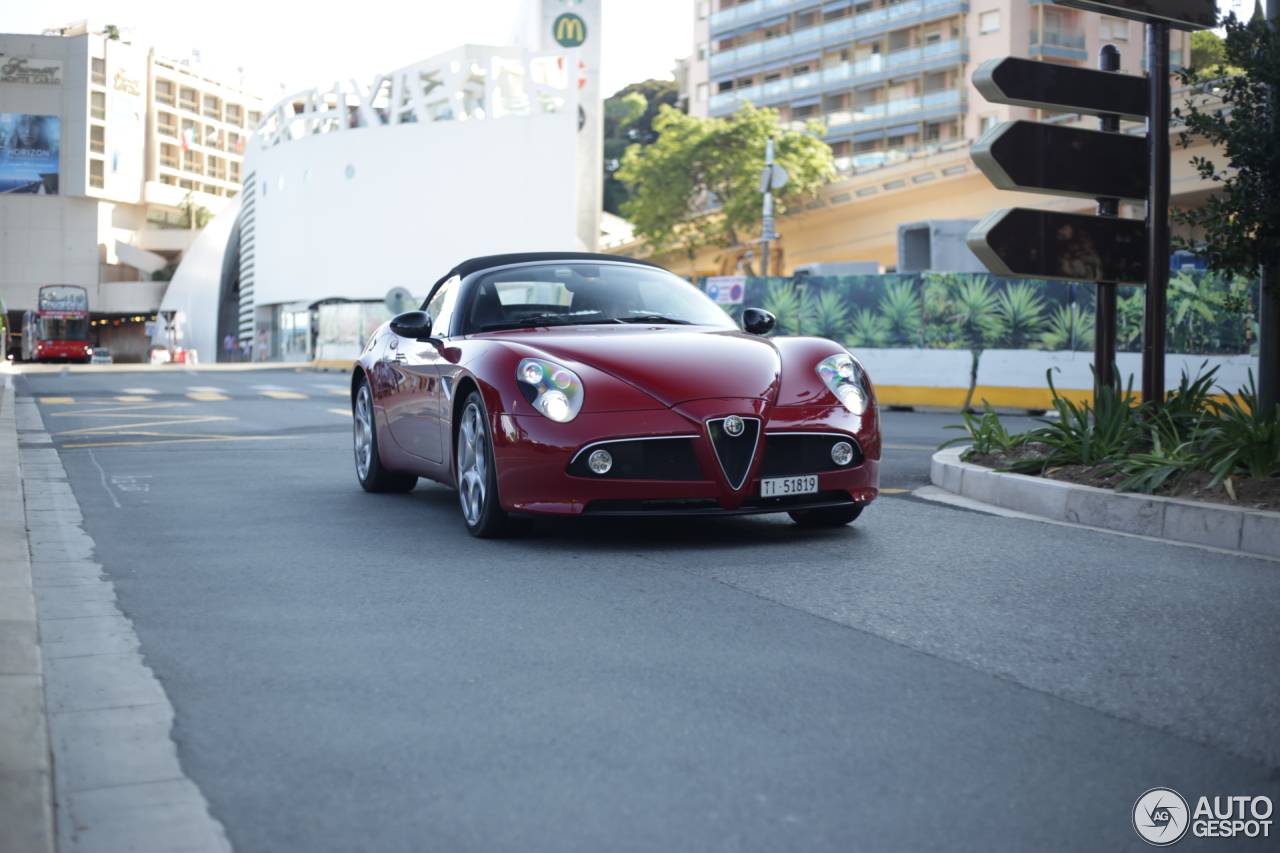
(0, 0, 694, 100)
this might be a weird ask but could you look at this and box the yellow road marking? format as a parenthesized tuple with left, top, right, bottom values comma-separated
(261, 391, 308, 400)
(61, 434, 302, 448)
(328, 408, 351, 416)
(114, 395, 151, 402)
(329, 389, 349, 396)
(187, 392, 230, 401)
(880, 488, 911, 494)
(40, 397, 76, 404)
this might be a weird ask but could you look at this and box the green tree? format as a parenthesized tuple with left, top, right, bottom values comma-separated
(615, 102, 835, 258)
(179, 191, 211, 229)
(1186, 30, 1239, 80)
(1171, 11, 1279, 282)
(603, 80, 680, 216)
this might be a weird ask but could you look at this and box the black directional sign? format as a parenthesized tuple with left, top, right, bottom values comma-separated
(1052, 0, 1216, 31)
(972, 58, 1148, 121)
(967, 208, 1147, 285)
(971, 121, 1149, 202)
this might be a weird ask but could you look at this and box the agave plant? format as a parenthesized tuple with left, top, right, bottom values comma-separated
(947, 275, 1005, 410)
(1116, 287, 1145, 352)
(846, 307, 890, 348)
(762, 280, 803, 335)
(995, 282, 1047, 349)
(807, 288, 852, 340)
(1039, 303, 1095, 351)
(877, 277, 922, 346)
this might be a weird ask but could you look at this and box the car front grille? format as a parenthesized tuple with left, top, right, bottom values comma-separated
(567, 437, 704, 481)
(758, 433, 863, 478)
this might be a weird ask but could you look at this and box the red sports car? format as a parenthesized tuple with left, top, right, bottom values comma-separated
(352, 252, 880, 537)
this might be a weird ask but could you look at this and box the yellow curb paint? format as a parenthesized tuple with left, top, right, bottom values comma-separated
(39, 397, 76, 404)
(261, 391, 308, 400)
(186, 392, 230, 401)
(329, 389, 349, 396)
(313, 360, 356, 371)
(880, 488, 911, 494)
(328, 408, 351, 416)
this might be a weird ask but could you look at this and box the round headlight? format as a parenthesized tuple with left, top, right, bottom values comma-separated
(540, 390, 572, 422)
(551, 370, 573, 390)
(521, 362, 544, 384)
(837, 384, 866, 415)
(835, 357, 855, 380)
(588, 449, 613, 474)
(832, 441, 854, 466)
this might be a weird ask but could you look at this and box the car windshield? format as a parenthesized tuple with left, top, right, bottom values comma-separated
(463, 263, 738, 333)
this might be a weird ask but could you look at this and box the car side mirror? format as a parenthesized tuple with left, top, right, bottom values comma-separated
(742, 308, 776, 336)
(389, 311, 434, 341)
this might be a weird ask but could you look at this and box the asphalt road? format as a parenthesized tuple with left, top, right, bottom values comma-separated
(15, 366, 1280, 852)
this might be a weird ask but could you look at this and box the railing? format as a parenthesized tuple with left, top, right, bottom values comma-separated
(160, 155, 179, 169)
(179, 99, 198, 113)
(1030, 29, 1085, 48)
(708, 40, 964, 110)
(90, 138, 104, 154)
(158, 123, 177, 137)
(156, 92, 174, 106)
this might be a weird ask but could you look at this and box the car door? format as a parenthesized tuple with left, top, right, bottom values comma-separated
(382, 277, 461, 464)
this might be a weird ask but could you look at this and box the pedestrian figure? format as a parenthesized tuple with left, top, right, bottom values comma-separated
(223, 333, 235, 362)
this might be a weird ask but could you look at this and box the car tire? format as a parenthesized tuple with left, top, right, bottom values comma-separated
(353, 378, 417, 493)
(455, 391, 524, 538)
(788, 503, 864, 528)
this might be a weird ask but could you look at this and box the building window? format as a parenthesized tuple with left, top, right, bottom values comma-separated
(203, 94, 221, 120)
(90, 125, 105, 154)
(979, 113, 999, 135)
(247, 110, 262, 126)
(979, 9, 1000, 34)
(89, 159, 105, 188)
(823, 3, 850, 21)
(230, 161, 241, 183)
(696, 82, 709, 102)
(208, 155, 225, 180)
(227, 132, 242, 154)
(159, 174, 175, 186)
(697, 42, 708, 61)
(226, 103, 243, 126)
(179, 87, 197, 112)
(698, 0, 710, 18)
(156, 79, 174, 105)
(179, 179, 194, 189)
(1100, 16, 1128, 40)
(792, 103, 819, 119)
(91, 57, 106, 86)
(161, 143, 179, 169)
(204, 125, 221, 149)
(183, 149, 200, 173)
(90, 91, 106, 120)
(158, 111, 177, 137)
(794, 8, 818, 30)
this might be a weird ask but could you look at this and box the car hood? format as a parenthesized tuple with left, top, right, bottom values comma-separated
(509, 326, 782, 407)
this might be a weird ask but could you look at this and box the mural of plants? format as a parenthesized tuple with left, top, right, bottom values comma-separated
(704, 270, 1258, 356)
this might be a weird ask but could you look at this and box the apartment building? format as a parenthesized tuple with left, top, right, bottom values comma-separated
(687, 0, 1186, 174)
(0, 21, 266, 360)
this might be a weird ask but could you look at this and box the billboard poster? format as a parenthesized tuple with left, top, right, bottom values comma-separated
(111, 91, 143, 177)
(0, 114, 59, 194)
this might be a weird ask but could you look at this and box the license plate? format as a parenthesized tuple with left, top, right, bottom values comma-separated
(760, 475, 818, 497)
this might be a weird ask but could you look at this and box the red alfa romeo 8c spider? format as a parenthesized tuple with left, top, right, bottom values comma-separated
(352, 252, 880, 537)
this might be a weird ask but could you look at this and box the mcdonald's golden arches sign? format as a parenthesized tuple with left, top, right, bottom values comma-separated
(553, 13, 587, 47)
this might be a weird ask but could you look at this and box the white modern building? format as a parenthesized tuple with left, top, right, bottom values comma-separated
(0, 20, 267, 361)
(156, 0, 607, 365)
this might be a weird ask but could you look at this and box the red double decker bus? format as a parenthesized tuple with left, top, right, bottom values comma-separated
(21, 284, 92, 363)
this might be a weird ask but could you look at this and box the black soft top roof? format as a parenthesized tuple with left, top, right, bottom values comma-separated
(427, 252, 666, 295)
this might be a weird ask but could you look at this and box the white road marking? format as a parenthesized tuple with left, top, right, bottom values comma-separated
(122, 387, 160, 394)
(187, 386, 227, 393)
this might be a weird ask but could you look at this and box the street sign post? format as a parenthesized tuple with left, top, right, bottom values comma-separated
(972, 57, 1148, 121)
(1051, 0, 1216, 29)
(967, 209, 1146, 285)
(759, 138, 787, 276)
(971, 122, 1148, 202)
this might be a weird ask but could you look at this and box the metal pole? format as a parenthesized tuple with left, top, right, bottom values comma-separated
(1142, 22, 1171, 406)
(1258, 0, 1280, 413)
(1094, 43, 1121, 402)
(761, 137, 776, 277)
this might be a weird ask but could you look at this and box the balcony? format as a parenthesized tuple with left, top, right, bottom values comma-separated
(158, 123, 177, 137)
(708, 38, 964, 110)
(160, 155, 179, 169)
(1030, 29, 1085, 48)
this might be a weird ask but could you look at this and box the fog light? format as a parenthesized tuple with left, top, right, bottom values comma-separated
(832, 441, 854, 466)
(588, 449, 613, 474)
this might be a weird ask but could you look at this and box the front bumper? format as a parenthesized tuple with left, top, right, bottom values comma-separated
(491, 400, 880, 517)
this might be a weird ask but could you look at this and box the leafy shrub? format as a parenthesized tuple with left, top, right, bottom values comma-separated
(940, 402, 1028, 460)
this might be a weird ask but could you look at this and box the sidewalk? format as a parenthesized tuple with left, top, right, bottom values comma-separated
(0, 365, 232, 853)
(0, 372, 55, 852)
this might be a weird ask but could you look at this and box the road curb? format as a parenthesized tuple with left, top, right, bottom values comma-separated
(0, 370, 56, 853)
(931, 446, 1280, 560)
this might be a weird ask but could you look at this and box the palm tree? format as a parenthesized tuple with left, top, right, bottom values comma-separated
(948, 275, 1004, 411)
(1039, 303, 1095, 351)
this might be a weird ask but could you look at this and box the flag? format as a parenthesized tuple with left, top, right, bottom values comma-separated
(180, 125, 195, 152)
